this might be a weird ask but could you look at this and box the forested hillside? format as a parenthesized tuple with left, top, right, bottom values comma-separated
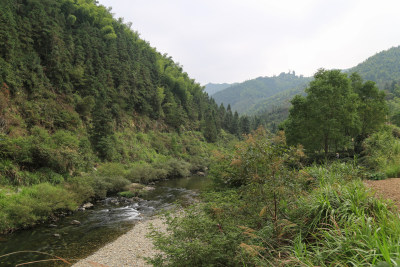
(0, 0, 249, 232)
(349, 45, 400, 89)
(212, 72, 311, 114)
(210, 46, 400, 132)
(0, 0, 241, 167)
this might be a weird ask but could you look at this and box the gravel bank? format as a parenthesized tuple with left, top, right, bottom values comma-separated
(72, 217, 166, 267)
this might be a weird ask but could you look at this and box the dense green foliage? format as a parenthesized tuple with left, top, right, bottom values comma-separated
(0, 0, 243, 171)
(284, 69, 387, 156)
(349, 45, 400, 89)
(361, 125, 400, 178)
(212, 72, 311, 114)
(149, 64, 400, 266)
(150, 130, 400, 266)
(2, 3, 400, 266)
(0, 0, 248, 232)
(0, 129, 231, 232)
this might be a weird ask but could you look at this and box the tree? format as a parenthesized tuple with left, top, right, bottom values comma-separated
(224, 104, 233, 131)
(90, 99, 116, 161)
(203, 109, 218, 142)
(232, 111, 240, 137)
(240, 116, 251, 135)
(285, 69, 359, 155)
(350, 73, 387, 152)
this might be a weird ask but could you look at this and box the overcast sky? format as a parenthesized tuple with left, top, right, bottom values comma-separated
(97, 0, 400, 85)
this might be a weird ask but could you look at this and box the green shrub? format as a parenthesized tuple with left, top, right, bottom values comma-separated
(187, 156, 209, 172)
(158, 158, 191, 178)
(367, 172, 387, 180)
(303, 161, 363, 186)
(149, 197, 247, 267)
(118, 191, 137, 198)
(126, 162, 168, 183)
(65, 175, 95, 203)
(384, 163, 400, 178)
(97, 162, 127, 177)
(0, 135, 33, 166)
(0, 183, 78, 232)
(87, 175, 130, 198)
(362, 126, 400, 176)
(0, 159, 20, 185)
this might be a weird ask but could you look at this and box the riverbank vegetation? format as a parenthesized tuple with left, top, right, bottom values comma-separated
(0, 129, 236, 233)
(149, 70, 400, 266)
(2, 1, 400, 266)
(150, 128, 400, 266)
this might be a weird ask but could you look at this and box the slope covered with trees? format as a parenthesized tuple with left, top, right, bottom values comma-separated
(349, 45, 400, 89)
(212, 72, 311, 114)
(0, 0, 249, 232)
(211, 46, 399, 132)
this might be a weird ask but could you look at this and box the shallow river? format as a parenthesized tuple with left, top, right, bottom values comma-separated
(0, 175, 210, 266)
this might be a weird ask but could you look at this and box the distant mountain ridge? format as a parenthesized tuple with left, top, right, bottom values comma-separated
(204, 82, 236, 95)
(348, 45, 400, 89)
(212, 72, 311, 114)
(211, 45, 400, 116)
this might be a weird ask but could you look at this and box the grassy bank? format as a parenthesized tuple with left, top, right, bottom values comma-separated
(0, 130, 235, 233)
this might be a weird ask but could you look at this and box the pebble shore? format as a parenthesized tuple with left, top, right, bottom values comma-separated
(72, 217, 166, 267)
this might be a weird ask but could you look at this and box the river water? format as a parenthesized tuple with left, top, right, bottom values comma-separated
(0, 175, 210, 266)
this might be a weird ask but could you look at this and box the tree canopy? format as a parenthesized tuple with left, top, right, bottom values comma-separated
(284, 69, 387, 156)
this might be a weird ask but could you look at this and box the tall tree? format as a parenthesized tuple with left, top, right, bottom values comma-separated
(350, 72, 387, 152)
(285, 69, 359, 155)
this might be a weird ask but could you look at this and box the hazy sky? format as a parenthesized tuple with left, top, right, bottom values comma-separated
(97, 0, 400, 84)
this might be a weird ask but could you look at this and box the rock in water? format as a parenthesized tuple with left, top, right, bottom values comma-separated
(82, 202, 94, 209)
(71, 220, 81, 225)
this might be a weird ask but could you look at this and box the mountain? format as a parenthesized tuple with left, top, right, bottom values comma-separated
(213, 46, 400, 117)
(0, 0, 238, 184)
(213, 45, 400, 127)
(204, 82, 235, 95)
(212, 72, 311, 114)
(0, 0, 250, 233)
(349, 45, 400, 89)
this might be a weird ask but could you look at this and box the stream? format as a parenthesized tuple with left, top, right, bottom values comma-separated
(0, 175, 210, 266)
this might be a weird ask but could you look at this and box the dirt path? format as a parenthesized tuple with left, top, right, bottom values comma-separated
(364, 178, 400, 210)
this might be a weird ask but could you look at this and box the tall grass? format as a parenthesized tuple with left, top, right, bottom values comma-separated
(289, 181, 400, 266)
(302, 161, 363, 187)
(149, 159, 400, 266)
